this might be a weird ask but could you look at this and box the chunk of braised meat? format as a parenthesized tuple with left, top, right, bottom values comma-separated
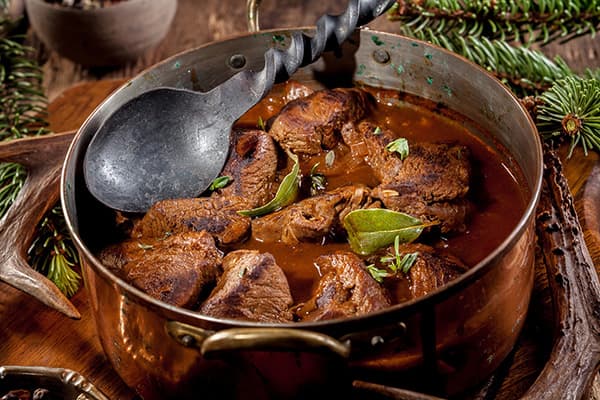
(98, 236, 147, 272)
(100, 231, 222, 309)
(251, 185, 380, 244)
(268, 88, 372, 155)
(213, 129, 278, 208)
(131, 195, 250, 246)
(373, 195, 472, 233)
(387, 243, 467, 299)
(345, 121, 472, 232)
(298, 251, 391, 321)
(199, 250, 294, 323)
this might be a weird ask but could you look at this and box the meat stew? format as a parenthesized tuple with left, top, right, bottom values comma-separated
(98, 81, 527, 322)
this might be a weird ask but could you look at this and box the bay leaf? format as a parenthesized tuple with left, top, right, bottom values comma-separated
(343, 208, 437, 255)
(238, 153, 300, 217)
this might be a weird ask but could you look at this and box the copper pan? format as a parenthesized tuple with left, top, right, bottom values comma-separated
(51, 21, 546, 398)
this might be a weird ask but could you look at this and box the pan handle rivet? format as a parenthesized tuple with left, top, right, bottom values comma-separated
(229, 54, 247, 69)
(181, 334, 196, 347)
(373, 49, 390, 64)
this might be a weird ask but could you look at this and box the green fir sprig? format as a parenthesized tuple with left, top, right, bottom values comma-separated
(0, 160, 23, 216)
(410, 33, 578, 95)
(388, 0, 600, 46)
(389, 0, 600, 156)
(0, 9, 81, 297)
(28, 205, 81, 297)
(537, 76, 600, 158)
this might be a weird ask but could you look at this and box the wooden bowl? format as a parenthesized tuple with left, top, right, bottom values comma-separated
(24, 0, 177, 67)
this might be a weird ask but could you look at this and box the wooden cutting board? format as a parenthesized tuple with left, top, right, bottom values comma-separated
(0, 79, 598, 400)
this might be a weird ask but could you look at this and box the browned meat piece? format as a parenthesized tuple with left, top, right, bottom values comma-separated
(251, 185, 380, 244)
(393, 243, 467, 298)
(213, 129, 278, 208)
(341, 120, 403, 184)
(346, 121, 472, 232)
(131, 195, 250, 246)
(268, 88, 372, 154)
(199, 250, 293, 323)
(98, 237, 146, 272)
(371, 190, 472, 233)
(298, 252, 391, 321)
(100, 231, 222, 308)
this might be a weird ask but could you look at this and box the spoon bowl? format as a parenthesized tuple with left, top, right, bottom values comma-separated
(84, 88, 229, 213)
(82, 0, 396, 212)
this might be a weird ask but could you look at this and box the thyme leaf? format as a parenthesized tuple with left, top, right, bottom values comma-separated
(209, 175, 232, 191)
(257, 116, 266, 131)
(386, 138, 410, 160)
(366, 264, 391, 283)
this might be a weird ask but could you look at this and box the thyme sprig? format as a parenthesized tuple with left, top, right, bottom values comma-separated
(366, 236, 419, 283)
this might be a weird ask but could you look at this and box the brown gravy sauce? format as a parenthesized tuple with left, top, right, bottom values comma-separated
(235, 84, 527, 305)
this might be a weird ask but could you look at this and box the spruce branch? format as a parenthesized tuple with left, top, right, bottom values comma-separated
(0, 11, 81, 297)
(0, 160, 23, 216)
(411, 32, 579, 95)
(0, 35, 49, 141)
(388, 0, 600, 46)
(536, 76, 600, 158)
(28, 205, 81, 298)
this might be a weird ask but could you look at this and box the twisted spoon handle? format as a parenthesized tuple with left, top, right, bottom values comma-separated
(272, 0, 396, 80)
(226, 0, 396, 121)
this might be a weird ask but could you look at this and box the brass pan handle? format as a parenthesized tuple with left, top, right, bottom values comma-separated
(166, 321, 351, 359)
(246, 0, 261, 32)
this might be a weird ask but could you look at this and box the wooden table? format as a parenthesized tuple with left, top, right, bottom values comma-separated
(1, 0, 599, 399)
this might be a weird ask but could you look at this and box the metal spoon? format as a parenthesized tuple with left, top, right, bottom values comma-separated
(83, 0, 396, 213)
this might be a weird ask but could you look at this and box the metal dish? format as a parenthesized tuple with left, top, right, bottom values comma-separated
(0, 366, 109, 400)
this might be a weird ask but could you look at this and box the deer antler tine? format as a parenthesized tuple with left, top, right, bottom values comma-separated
(0, 255, 81, 319)
(0, 132, 79, 318)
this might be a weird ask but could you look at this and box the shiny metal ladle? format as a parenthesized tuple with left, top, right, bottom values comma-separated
(83, 0, 396, 213)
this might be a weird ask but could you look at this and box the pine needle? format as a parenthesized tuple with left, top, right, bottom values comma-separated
(28, 205, 81, 298)
(388, 0, 600, 46)
(1, 11, 81, 297)
(537, 77, 600, 158)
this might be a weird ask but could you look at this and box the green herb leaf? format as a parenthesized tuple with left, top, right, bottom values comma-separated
(399, 252, 419, 273)
(209, 175, 232, 191)
(343, 209, 437, 255)
(366, 264, 391, 283)
(309, 162, 327, 196)
(386, 138, 410, 160)
(257, 116, 266, 131)
(380, 236, 420, 274)
(373, 126, 382, 135)
(238, 153, 300, 217)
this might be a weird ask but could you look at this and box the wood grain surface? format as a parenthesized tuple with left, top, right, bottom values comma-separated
(0, 0, 598, 399)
